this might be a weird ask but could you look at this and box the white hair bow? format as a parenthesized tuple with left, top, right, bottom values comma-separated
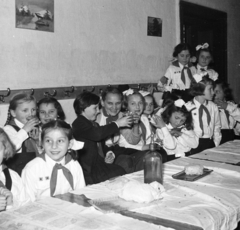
(174, 99, 185, 108)
(196, 43, 209, 51)
(123, 88, 134, 96)
(206, 69, 218, 81)
(193, 71, 208, 83)
(139, 90, 150, 97)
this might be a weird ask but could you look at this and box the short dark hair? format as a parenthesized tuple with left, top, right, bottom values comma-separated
(196, 47, 213, 63)
(213, 80, 234, 101)
(189, 75, 214, 97)
(161, 102, 193, 130)
(37, 97, 66, 121)
(173, 43, 192, 58)
(41, 120, 77, 160)
(101, 87, 123, 101)
(73, 91, 100, 116)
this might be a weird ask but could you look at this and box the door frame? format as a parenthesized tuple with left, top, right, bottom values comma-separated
(180, 1, 227, 81)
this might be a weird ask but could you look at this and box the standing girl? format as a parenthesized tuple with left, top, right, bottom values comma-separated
(152, 99, 198, 160)
(157, 43, 195, 101)
(185, 72, 221, 154)
(190, 43, 218, 81)
(3, 93, 39, 175)
(213, 80, 240, 144)
(22, 120, 85, 201)
(0, 128, 28, 208)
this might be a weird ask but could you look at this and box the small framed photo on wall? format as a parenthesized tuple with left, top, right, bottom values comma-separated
(147, 17, 162, 37)
(16, 0, 54, 32)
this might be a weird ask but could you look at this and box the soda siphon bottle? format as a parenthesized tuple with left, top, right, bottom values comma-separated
(143, 133, 163, 184)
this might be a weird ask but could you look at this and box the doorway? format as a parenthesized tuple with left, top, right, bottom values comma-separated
(180, 1, 227, 81)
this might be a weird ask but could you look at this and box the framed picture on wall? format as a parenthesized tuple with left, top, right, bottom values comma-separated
(16, 0, 54, 32)
(147, 17, 162, 37)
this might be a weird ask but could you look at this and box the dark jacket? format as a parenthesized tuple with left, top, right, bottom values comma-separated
(72, 115, 126, 185)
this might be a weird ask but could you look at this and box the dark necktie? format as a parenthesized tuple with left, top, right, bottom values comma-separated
(199, 104, 211, 135)
(50, 163, 74, 196)
(181, 66, 194, 84)
(2, 165, 12, 191)
(223, 110, 230, 128)
(200, 68, 206, 72)
(92, 121, 105, 157)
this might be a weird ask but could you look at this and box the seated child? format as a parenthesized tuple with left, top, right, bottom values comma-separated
(152, 99, 199, 160)
(119, 89, 152, 151)
(0, 128, 27, 208)
(22, 120, 85, 201)
(72, 91, 133, 185)
(37, 97, 84, 153)
(142, 92, 155, 118)
(97, 87, 147, 173)
(3, 93, 39, 175)
(213, 80, 240, 143)
(185, 72, 221, 154)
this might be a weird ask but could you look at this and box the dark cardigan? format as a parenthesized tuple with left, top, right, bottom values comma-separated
(72, 115, 126, 185)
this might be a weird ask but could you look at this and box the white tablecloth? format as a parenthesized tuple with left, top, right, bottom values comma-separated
(72, 154, 240, 230)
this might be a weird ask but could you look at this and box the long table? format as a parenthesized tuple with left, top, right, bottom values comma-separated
(1, 141, 240, 230)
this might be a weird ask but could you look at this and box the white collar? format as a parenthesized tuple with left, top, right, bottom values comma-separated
(197, 64, 207, 70)
(193, 97, 208, 108)
(179, 62, 188, 69)
(14, 118, 24, 128)
(45, 153, 66, 167)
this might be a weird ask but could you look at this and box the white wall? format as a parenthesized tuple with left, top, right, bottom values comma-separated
(0, 0, 178, 90)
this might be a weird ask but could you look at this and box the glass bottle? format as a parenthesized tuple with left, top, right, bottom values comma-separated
(144, 134, 163, 184)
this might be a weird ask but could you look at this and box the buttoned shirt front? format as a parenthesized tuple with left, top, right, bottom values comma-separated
(185, 98, 222, 146)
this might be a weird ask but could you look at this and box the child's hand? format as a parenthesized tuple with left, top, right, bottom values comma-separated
(0, 195, 7, 211)
(105, 151, 115, 164)
(151, 115, 166, 129)
(0, 187, 13, 210)
(170, 129, 182, 137)
(214, 99, 228, 110)
(115, 115, 133, 128)
(28, 127, 40, 141)
(23, 117, 39, 133)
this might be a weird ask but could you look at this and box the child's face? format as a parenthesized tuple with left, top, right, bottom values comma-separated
(144, 96, 154, 115)
(39, 103, 58, 124)
(10, 100, 37, 124)
(177, 50, 190, 66)
(214, 84, 224, 101)
(169, 111, 186, 128)
(198, 51, 212, 67)
(127, 94, 144, 115)
(101, 93, 122, 116)
(203, 84, 214, 101)
(42, 129, 72, 162)
(0, 142, 4, 165)
(82, 104, 99, 121)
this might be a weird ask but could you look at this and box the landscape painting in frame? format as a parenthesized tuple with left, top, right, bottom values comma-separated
(16, 0, 54, 32)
